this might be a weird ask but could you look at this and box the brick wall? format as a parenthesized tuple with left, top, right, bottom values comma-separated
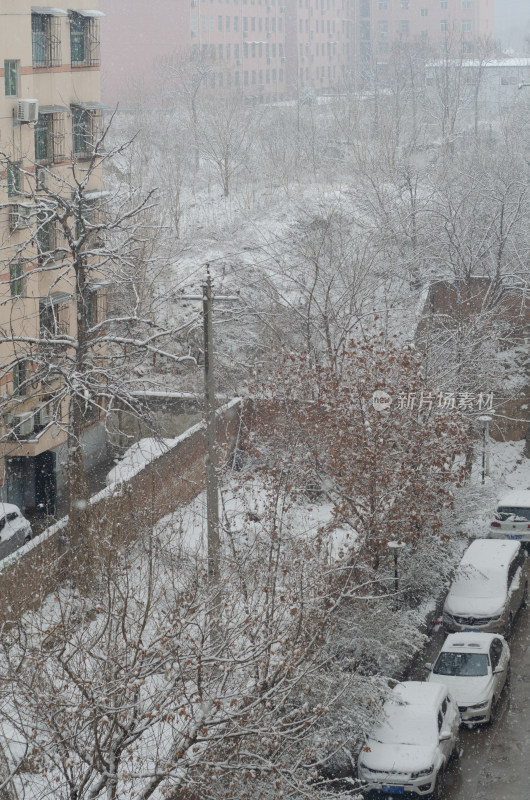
(0, 400, 241, 621)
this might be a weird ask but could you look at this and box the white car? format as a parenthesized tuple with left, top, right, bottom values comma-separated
(443, 539, 528, 638)
(357, 681, 460, 798)
(426, 632, 510, 727)
(489, 489, 530, 543)
(0, 504, 32, 561)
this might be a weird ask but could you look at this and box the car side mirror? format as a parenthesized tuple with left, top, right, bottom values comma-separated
(439, 730, 452, 742)
(494, 666, 504, 674)
(424, 663, 433, 672)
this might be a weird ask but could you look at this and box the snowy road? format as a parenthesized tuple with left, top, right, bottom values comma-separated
(418, 605, 530, 800)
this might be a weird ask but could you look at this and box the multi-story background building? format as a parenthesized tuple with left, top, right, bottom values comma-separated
(0, 1, 106, 515)
(363, 0, 495, 81)
(100, 0, 495, 105)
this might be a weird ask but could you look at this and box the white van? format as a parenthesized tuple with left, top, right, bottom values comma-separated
(489, 490, 530, 543)
(443, 539, 528, 638)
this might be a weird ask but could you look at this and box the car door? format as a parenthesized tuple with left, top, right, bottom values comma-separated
(438, 698, 456, 763)
(489, 638, 505, 696)
(507, 551, 525, 615)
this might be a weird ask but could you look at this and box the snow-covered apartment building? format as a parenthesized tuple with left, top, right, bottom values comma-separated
(0, 2, 106, 515)
(99, 0, 494, 106)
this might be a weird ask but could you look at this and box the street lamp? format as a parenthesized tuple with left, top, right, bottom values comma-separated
(478, 415, 493, 485)
(387, 540, 406, 609)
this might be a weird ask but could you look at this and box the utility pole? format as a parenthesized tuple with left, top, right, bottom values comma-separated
(203, 273, 220, 584)
(181, 274, 240, 586)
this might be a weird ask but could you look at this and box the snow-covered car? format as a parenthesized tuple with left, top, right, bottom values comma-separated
(426, 632, 510, 727)
(489, 489, 530, 543)
(357, 681, 460, 798)
(0, 504, 32, 561)
(443, 539, 528, 638)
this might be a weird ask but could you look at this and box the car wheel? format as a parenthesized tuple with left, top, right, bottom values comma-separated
(505, 665, 511, 690)
(489, 696, 497, 725)
(431, 768, 445, 799)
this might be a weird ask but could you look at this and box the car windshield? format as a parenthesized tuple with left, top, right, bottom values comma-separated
(433, 652, 489, 677)
(495, 506, 530, 522)
(369, 703, 437, 747)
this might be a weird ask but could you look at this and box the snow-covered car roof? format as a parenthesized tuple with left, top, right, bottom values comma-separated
(392, 680, 448, 709)
(440, 632, 504, 654)
(368, 682, 449, 748)
(496, 489, 530, 508)
(0, 503, 23, 517)
(449, 540, 520, 598)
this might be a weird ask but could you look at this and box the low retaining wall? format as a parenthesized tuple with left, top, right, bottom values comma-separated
(0, 399, 242, 622)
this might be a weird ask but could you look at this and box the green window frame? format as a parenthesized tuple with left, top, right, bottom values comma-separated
(4, 60, 18, 97)
(10, 263, 24, 297)
(72, 107, 90, 156)
(32, 13, 47, 66)
(70, 14, 86, 64)
(37, 211, 55, 256)
(7, 162, 21, 198)
(12, 361, 27, 396)
(34, 115, 51, 163)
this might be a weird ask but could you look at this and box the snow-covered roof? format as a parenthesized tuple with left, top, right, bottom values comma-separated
(427, 58, 530, 69)
(393, 681, 447, 710)
(441, 632, 502, 653)
(0, 503, 23, 517)
(31, 6, 67, 15)
(497, 489, 530, 508)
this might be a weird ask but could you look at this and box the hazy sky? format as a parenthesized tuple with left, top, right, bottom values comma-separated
(495, 0, 530, 51)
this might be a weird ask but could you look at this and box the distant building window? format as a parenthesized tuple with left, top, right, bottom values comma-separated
(378, 0, 388, 9)
(378, 21, 388, 37)
(4, 60, 19, 97)
(35, 111, 67, 164)
(32, 11, 62, 68)
(69, 11, 101, 67)
(440, 0, 448, 8)
(421, 7, 428, 15)
(72, 105, 102, 159)
(400, 20, 410, 34)
(360, 20, 370, 40)
(360, 0, 370, 16)
(13, 362, 27, 396)
(462, 0, 471, 8)
(10, 263, 24, 298)
(462, 41, 473, 54)
(7, 161, 22, 198)
(440, 19, 448, 32)
(401, 0, 409, 8)
(378, 41, 389, 54)
(462, 20, 472, 33)
(37, 210, 56, 257)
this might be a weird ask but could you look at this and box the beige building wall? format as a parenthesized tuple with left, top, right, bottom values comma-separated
(0, 1, 105, 514)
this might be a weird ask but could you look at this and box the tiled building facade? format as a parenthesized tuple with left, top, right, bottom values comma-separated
(0, 1, 106, 515)
(100, 0, 494, 104)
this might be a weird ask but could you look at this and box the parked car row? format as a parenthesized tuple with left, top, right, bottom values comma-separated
(0, 503, 33, 561)
(358, 492, 529, 798)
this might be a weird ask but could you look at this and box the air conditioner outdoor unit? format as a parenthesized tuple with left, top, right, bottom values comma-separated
(36, 403, 53, 427)
(17, 98, 39, 123)
(9, 204, 33, 230)
(13, 412, 35, 438)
